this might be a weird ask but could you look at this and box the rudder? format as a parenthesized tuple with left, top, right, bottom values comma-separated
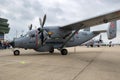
(107, 21, 117, 40)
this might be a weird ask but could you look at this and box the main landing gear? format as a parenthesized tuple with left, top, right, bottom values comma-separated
(60, 49, 68, 55)
(13, 49, 68, 56)
(49, 49, 54, 53)
(49, 47, 54, 53)
(50, 48, 68, 55)
(49, 48, 68, 55)
(13, 50, 20, 56)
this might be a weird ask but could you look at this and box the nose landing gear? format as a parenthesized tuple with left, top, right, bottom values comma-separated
(13, 50, 20, 56)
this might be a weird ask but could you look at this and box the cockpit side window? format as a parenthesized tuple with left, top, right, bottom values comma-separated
(24, 31, 36, 38)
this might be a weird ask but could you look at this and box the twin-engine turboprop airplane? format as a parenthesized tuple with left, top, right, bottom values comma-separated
(10, 10, 120, 56)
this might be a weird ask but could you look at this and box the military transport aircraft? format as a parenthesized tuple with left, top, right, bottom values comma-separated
(10, 10, 120, 56)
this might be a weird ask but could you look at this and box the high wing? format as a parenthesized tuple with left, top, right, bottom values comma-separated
(59, 10, 120, 49)
(60, 10, 120, 30)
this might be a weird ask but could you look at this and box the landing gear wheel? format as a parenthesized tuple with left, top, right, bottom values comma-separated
(49, 47, 54, 53)
(14, 50, 20, 56)
(90, 45, 93, 47)
(61, 49, 68, 55)
(49, 49, 54, 53)
(97, 45, 100, 47)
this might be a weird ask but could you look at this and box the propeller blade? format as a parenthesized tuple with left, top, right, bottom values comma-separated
(29, 24, 32, 30)
(39, 18, 42, 27)
(42, 14, 46, 28)
(39, 14, 46, 28)
(41, 32, 44, 45)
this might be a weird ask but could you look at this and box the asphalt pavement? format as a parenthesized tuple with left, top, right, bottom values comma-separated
(0, 46, 120, 80)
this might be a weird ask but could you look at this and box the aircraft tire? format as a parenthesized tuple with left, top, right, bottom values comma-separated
(90, 45, 93, 47)
(61, 49, 68, 55)
(97, 45, 100, 47)
(49, 49, 54, 53)
(49, 47, 54, 53)
(14, 50, 20, 56)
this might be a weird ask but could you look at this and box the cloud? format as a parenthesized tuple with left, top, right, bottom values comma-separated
(0, 0, 120, 43)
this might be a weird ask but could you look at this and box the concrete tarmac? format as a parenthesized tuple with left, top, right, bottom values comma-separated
(0, 46, 120, 80)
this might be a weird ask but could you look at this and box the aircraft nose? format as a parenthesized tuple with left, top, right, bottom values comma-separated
(9, 41, 15, 48)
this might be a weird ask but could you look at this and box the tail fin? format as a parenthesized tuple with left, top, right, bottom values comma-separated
(107, 21, 117, 40)
(84, 28, 90, 31)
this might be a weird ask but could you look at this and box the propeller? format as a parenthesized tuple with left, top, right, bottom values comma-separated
(38, 14, 47, 45)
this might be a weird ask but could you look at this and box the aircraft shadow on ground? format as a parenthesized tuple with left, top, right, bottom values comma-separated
(20, 52, 61, 56)
(1, 50, 102, 57)
(69, 51, 102, 54)
(17, 50, 102, 57)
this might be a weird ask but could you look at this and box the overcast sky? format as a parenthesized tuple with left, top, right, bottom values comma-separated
(0, 0, 120, 43)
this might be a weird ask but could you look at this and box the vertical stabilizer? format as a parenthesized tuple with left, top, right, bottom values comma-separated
(107, 21, 117, 39)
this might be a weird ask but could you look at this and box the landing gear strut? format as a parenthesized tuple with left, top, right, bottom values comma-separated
(13, 50, 20, 56)
(61, 49, 68, 55)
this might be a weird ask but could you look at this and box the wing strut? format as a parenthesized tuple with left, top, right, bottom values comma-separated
(59, 29, 80, 50)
